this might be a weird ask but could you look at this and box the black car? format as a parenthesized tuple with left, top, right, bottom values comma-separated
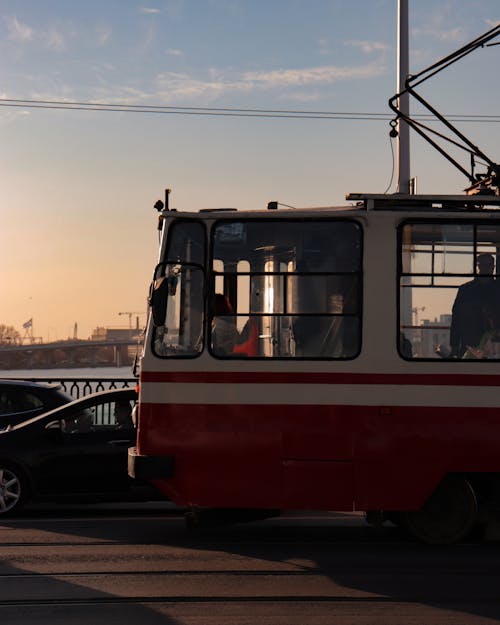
(0, 380, 72, 426)
(0, 388, 159, 516)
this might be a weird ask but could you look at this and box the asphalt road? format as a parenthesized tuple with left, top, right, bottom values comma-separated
(0, 503, 500, 624)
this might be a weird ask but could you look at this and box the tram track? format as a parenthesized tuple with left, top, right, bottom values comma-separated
(0, 513, 500, 624)
(0, 568, 499, 600)
(2, 595, 500, 606)
(1, 565, 500, 577)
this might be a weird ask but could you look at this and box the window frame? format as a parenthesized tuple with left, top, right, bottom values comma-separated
(209, 217, 364, 361)
(397, 218, 500, 362)
(151, 218, 207, 359)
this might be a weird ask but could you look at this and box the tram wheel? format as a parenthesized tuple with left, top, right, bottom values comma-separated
(403, 475, 478, 544)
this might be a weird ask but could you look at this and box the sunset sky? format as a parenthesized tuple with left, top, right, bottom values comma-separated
(1, 1, 499, 342)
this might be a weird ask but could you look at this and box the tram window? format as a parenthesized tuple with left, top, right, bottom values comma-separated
(152, 263, 204, 358)
(166, 221, 205, 265)
(211, 219, 362, 359)
(399, 221, 500, 360)
(151, 220, 206, 359)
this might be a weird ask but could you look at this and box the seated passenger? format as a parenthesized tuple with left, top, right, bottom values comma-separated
(463, 305, 500, 359)
(211, 294, 239, 356)
(212, 295, 259, 357)
(400, 332, 413, 358)
(233, 317, 259, 357)
(114, 400, 133, 429)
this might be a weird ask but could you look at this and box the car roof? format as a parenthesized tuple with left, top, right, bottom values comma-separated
(6, 387, 138, 431)
(0, 379, 63, 391)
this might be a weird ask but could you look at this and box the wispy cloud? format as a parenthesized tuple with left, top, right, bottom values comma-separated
(317, 38, 330, 55)
(44, 26, 66, 51)
(139, 7, 161, 14)
(6, 16, 33, 42)
(95, 24, 112, 47)
(345, 40, 390, 54)
(242, 64, 382, 87)
(154, 62, 385, 102)
(166, 48, 184, 56)
(208, 0, 242, 14)
(412, 26, 465, 43)
(5, 15, 77, 51)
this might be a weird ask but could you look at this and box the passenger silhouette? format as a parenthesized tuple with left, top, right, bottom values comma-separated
(450, 253, 499, 358)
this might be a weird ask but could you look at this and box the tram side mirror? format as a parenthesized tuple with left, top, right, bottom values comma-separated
(150, 276, 169, 327)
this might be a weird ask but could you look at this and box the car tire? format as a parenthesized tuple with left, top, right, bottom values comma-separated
(0, 463, 29, 517)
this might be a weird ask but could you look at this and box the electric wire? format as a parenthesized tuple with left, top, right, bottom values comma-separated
(1, 97, 500, 122)
(2, 97, 496, 196)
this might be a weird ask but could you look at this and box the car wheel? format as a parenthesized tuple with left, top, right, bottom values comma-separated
(0, 464, 27, 516)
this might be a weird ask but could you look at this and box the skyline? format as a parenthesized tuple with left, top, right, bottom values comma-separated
(1, 1, 499, 341)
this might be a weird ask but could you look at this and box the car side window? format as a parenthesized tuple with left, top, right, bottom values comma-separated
(0, 390, 44, 415)
(63, 409, 94, 434)
(63, 400, 135, 434)
(20, 392, 44, 410)
(0, 392, 13, 415)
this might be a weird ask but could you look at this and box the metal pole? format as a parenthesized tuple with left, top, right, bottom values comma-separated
(396, 0, 411, 193)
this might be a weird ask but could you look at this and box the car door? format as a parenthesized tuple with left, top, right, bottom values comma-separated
(36, 396, 136, 497)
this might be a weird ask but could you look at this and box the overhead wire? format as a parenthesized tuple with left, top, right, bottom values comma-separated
(2, 97, 497, 195)
(1, 97, 500, 122)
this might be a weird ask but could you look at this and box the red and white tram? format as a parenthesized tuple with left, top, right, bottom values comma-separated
(129, 191, 500, 543)
(129, 22, 500, 543)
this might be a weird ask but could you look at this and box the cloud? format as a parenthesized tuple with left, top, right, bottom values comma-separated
(317, 38, 330, 55)
(154, 62, 385, 102)
(345, 40, 390, 54)
(95, 25, 112, 46)
(44, 26, 65, 51)
(5, 15, 78, 51)
(412, 26, 465, 43)
(242, 64, 383, 87)
(140, 7, 161, 14)
(6, 16, 33, 42)
(166, 48, 184, 56)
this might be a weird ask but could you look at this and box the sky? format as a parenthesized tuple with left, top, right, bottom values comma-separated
(1, 0, 499, 342)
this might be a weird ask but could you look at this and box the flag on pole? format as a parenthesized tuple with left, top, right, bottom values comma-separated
(23, 318, 33, 329)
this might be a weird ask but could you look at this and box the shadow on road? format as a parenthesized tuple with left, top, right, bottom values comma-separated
(1, 506, 500, 623)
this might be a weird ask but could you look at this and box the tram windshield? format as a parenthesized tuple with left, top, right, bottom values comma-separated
(152, 218, 363, 359)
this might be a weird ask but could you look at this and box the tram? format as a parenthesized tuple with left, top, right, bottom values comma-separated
(129, 26, 500, 543)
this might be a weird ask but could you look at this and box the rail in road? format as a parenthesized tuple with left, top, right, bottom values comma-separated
(0, 507, 499, 624)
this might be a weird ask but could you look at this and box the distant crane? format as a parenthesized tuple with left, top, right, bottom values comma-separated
(118, 311, 145, 331)
(412, 306, 425, 327)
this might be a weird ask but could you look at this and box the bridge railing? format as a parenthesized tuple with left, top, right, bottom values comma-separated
(22, 377, 137, 400)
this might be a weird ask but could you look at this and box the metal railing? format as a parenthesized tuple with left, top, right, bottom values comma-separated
(22, 377, 137, 400)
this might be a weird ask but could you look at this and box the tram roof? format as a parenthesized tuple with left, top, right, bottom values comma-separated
(346, 193, 500, 211)
(161, 193, 500, 219)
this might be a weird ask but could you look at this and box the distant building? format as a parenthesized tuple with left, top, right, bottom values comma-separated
(419, 314, 452, 358)
(91, 326, 140, 342)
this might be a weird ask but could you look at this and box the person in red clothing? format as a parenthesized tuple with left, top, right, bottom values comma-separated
(211, 294, 259, 357)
